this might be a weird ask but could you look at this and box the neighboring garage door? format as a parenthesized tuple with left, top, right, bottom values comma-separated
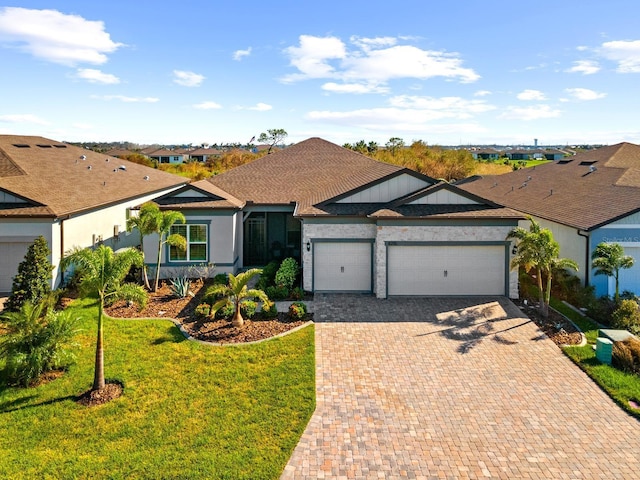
(0, 242, 31, 292)
(313, 241, 372, 292)
(387, 243, 506, 296)
(611, 246, 640, 296)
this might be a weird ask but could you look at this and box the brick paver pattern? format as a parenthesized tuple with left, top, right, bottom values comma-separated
(281, 295, 640, 479)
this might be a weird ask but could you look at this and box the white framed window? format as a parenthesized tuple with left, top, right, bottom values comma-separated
(169, 224, 208, 262)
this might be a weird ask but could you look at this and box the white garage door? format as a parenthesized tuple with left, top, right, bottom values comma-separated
(314, 242, 372, 292)
(0, 242, 31, 292)
(388, 244, 506, 296)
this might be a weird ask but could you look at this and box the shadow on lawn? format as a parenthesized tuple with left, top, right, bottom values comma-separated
(0, 392, 77, 414)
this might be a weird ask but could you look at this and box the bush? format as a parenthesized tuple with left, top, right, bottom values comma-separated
(240, 300, 257, 319)
(290, 287, 305, 300)
(289, 301, 307, 319)
(6, 236, 54, 312)
(213, 273, 228, 285)
(262, 301, 278, 319)
(613, 337, 640, 375)
(215, 302, 235, 320)
(275, 257, 299, 290)
(0, 299, 78, 387)
(586, 295, 617, 326)
(611, 299, 640, 335)
(195, 303, 210, 318)
(265, 285, 289, 301)
(256, 261, 279, 290)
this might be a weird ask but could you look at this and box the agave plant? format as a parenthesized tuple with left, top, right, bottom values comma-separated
(170, 277, 191, 298)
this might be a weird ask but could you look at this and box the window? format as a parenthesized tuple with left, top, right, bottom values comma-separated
(169, 224, 208, 262)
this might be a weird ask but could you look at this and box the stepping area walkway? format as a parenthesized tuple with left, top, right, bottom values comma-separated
(281, 294, 640, 479)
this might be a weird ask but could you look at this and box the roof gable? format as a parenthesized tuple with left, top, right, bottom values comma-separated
(331, 171, 434, 204)
(402, 183, 484, 206)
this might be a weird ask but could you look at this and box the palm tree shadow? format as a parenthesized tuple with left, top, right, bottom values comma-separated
(0, 393, 77, 414)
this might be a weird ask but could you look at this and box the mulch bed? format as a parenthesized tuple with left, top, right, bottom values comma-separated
(104, 280, 311, 344)
(77, 381, 124, 407)
(515, 299, 584, 346)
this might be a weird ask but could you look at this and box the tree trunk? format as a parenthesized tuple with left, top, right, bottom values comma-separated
(154, 239, 162, 292)
(232, 302, 244, 328)
(543, 271, 553, 318)
(93, 300, 106, 391)
(536, 267, 548, 317)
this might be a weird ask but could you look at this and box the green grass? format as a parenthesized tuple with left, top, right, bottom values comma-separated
(0, 299, 315, 479)
(550, 298, 640, 419)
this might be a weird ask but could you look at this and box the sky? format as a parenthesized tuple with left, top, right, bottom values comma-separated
(1, 1, 640, 147)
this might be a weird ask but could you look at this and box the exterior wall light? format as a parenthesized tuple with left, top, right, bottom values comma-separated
(306, 240, 311, 252)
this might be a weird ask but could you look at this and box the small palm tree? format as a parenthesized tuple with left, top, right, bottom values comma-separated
(207, 269, 269, 327)
(153, 209, 186, 292)
(592, 242, 635, 303)
(62, 245, 147, 392)
(507, 217, 578, 317)
(126, 202, 158, 290)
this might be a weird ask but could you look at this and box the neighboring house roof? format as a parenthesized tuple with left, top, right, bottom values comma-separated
(207, 137, 406, 209)
(147, 149, 184, 157)
(190, 147, 223, 156)
(458, 142, 640, 231)
(0, 135, 186, 218)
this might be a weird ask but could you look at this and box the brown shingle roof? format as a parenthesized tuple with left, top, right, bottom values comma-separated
(0, 135, 186, 218)
(207, 137, 403, 209)
(458, 142, 640, 230)
(154, 181, 243, 210)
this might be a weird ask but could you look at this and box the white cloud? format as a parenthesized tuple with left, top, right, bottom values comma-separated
(173, 70, 205, 87)
(0, 113, 50, 125)
(517, 89, 546, 101)
(601, 40, 640, 73)
(91, 95, 159, 103)
(76, 68, 120, 84)
(499, 105, 562, 121)
(474, 90, 492, 97)
(233, 47, 252, 61)
(193, 101, 222, 110)
(282, 35, 479, 86)
(321, 82, 389, 94)
(565, 87, 607, 100)
(388, 95, 495, 115)
(0, 7, 123, 66)
(250, 103, 272, 111)
(566, 60, 600, 75)
(72, 123, 93, 130)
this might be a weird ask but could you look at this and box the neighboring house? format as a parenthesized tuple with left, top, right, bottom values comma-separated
(459, 142, 640, 297)
(146, 137, 523, 299)
(470, 148, 501, 161)
(189, 147, 223, 162)
(146, 148, 188, 164)
(0, 135, 186, 291)
(105, 148, 141, 158)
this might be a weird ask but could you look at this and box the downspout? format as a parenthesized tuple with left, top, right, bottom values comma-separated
(58, 214, 70, 288)
(577, 229, 590, 286)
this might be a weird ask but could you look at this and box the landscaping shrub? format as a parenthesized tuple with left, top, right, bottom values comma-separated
(262, 301, 278, 319)
(170, 277, 191, 298)
(611, 299, 640, 335)
(290, 287, 305, 301)
(213, 273, 228, 285)
(6, 236, 54, 312)
(240, 300, 257, 319)
(195, 303, 210, 318)
(613, 337, 640, 375)
(289, 301, 307, 319)
(256, 261, 279, 290)
(266, 285, 289, 301)
(275, 257, 299, 290)
(586, 295, 617, 326)
(0, 299, 78, 387)
(215, 302, 235, 320)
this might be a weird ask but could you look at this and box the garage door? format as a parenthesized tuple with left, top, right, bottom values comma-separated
(0, 242, 31, 292)
(387, 244, 506, 296)
(610, 246, 640, 296)
(314, 241, 372, 292)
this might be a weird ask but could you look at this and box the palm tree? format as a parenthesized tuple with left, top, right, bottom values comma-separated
(152, 209, 186, 292)
(126, 202, 159, 290)
(207, 269, 269, 327)
(61, 245, 147, 391)
(592, 242, 635, 303)
(507, 217, 578, 317)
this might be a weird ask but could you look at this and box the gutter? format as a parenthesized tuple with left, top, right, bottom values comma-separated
(577, 229, 590, 286)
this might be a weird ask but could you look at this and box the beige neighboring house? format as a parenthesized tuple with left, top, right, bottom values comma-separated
(148, 137, 524, 298)
(0, 135, 187, 292)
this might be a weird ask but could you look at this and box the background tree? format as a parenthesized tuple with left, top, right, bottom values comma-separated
(591, 242, 635, 303)
(126, 202, 158, 290)
(152, 209, 187, 292)
(385, 137, 405, 156)
(507, 217, 578, 317)
(62, 245, 147, 392)
(6, 236, 54, 312)
(258, 128, 288, 153)
(206, 269, 269, 327)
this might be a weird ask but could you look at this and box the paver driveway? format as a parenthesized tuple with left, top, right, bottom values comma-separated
(281, 295, 640, 479)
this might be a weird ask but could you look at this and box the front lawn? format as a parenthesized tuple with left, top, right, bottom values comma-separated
(0, 299, 315, 479)
(551, 298, 640, 419)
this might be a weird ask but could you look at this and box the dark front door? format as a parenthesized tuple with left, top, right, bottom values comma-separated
(245, 216, 266, 265)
